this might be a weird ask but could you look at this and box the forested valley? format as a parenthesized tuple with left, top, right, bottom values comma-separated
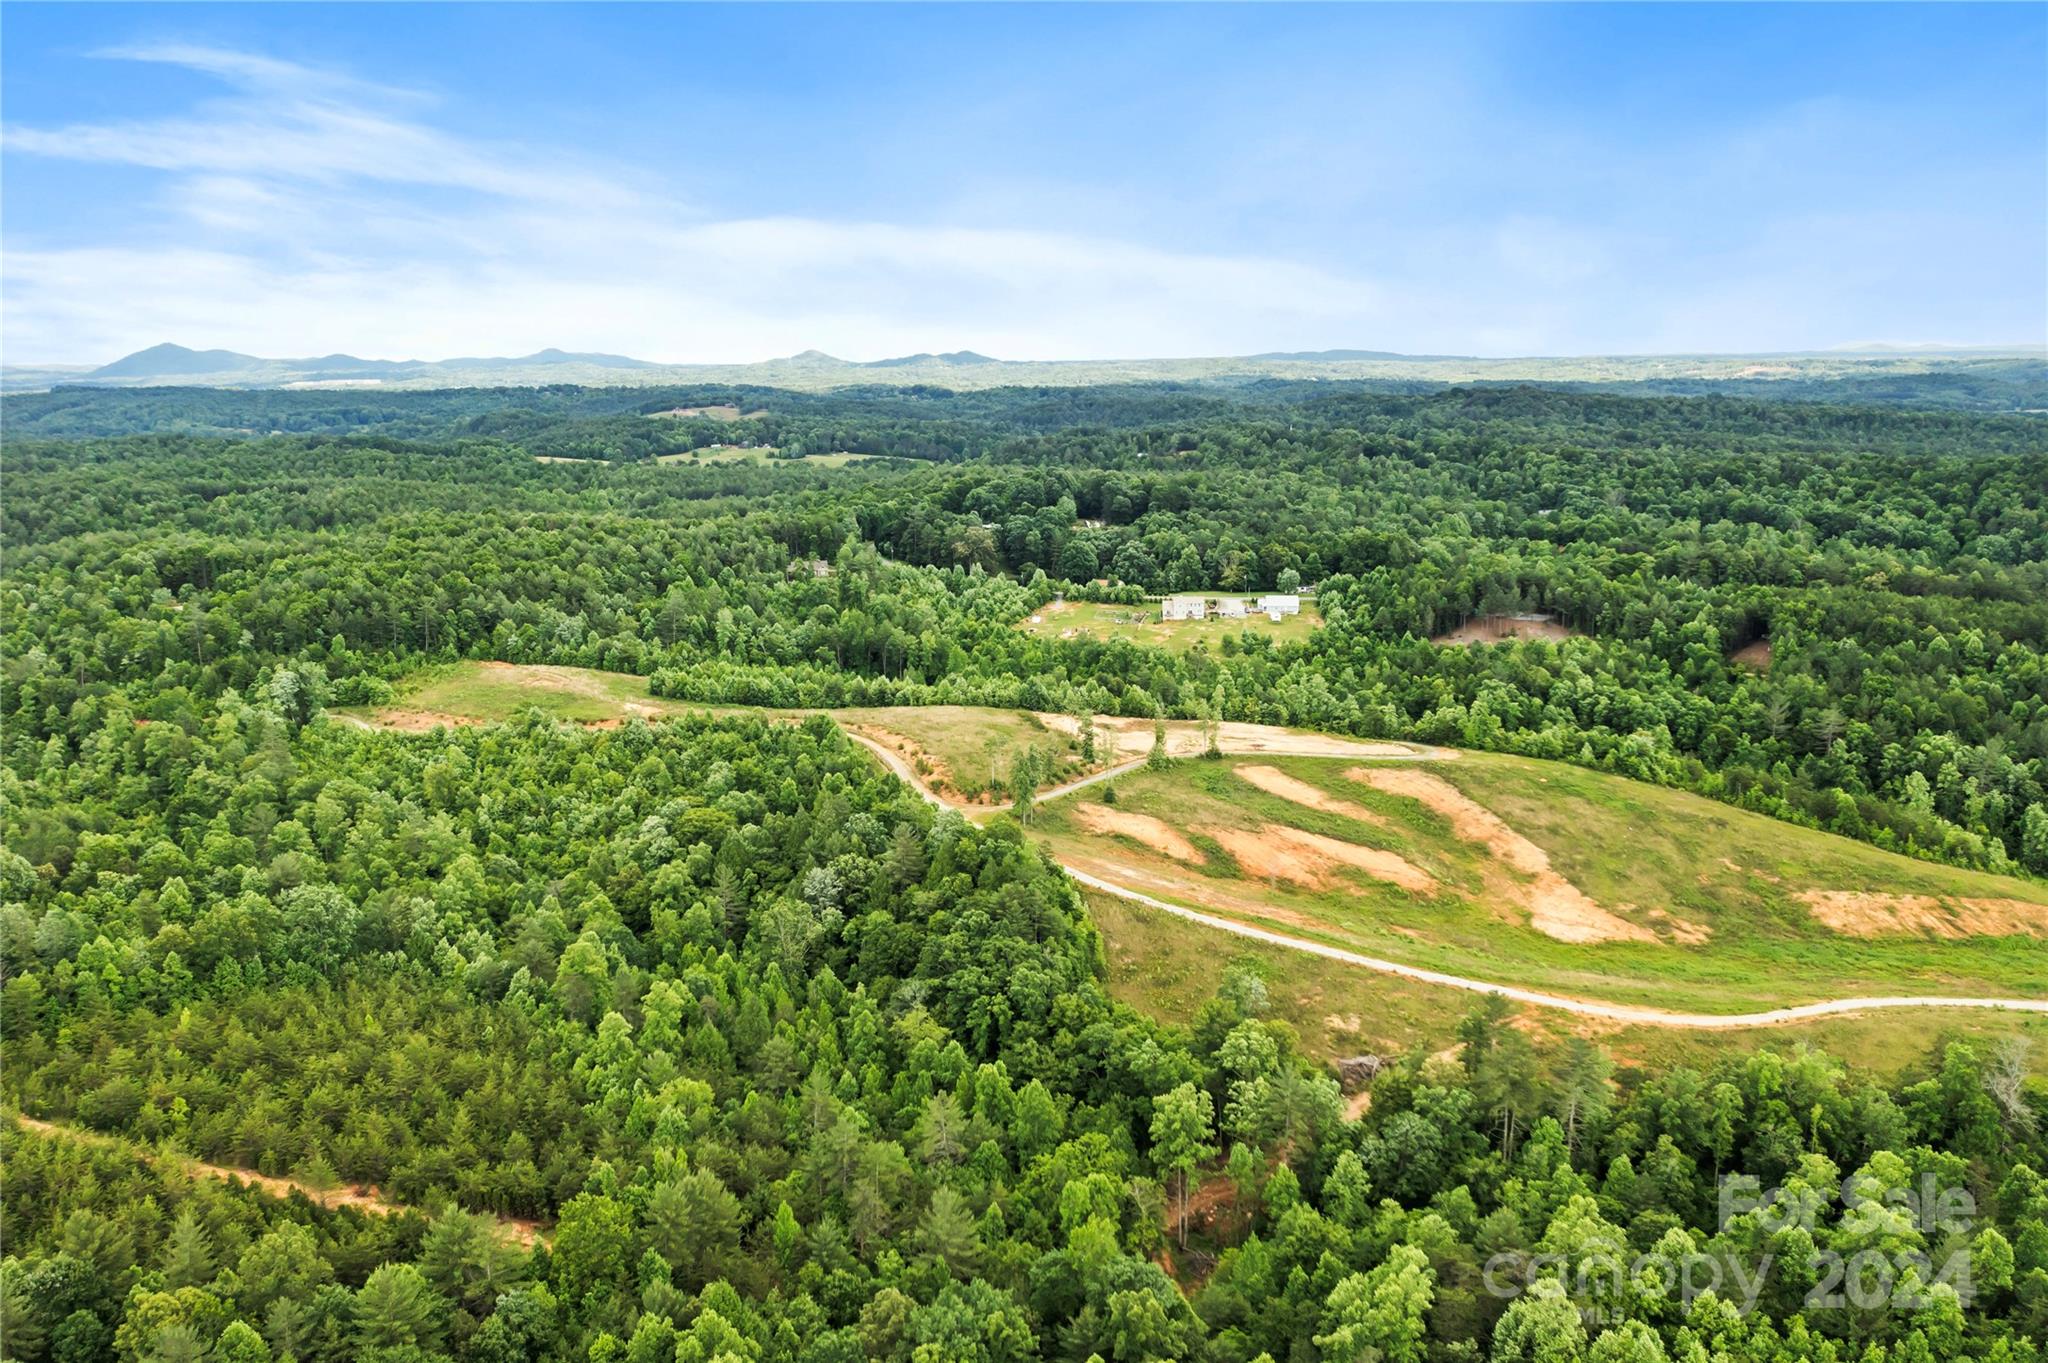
(3, 377, 2047, 1362)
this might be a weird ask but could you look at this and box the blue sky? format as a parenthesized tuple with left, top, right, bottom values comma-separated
(3, 3, 2042, 363)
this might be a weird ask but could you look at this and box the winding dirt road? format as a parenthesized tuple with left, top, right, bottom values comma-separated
(846, 732, 2048, 1029)
(849, 731, 1150, 815)
(846, 728, 1445, 816)
(1062, 868, 2048, 1029)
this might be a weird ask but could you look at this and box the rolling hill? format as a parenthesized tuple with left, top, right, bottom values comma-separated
(339, 661, 2048, 1033)
(1035, 750, 2048, 1016)
(8, 340, 2041, 406)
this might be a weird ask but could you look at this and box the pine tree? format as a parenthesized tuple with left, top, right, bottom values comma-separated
(919, 1186, 982, 1277)
(1150, 1081, 1217, 1248)
(160, 1208, 216, 1290)
(772, 1201, 803, 1271)
(353, 1263, 445, 1353)
(292, 1148, 340, 1195)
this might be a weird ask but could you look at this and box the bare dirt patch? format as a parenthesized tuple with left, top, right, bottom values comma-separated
(1521, 880, 1651, 944)
(1798, 891, 2048, 940)
(1347, 767, 1656, 944)
(1204, 826, 1327, 889)
(1731, 639, 1772, 670)
(1236, 765, 1387, 824)
(369, 708, 484, 733)
(1646, 908, 1712, 946)
(1352, 768, 1547, 872)
(1431, 615, 1580, 646)
(1076, 804, 1206, 863)
(478, 661, 621, 702)
(1281, 828, 1437, 895)
(1217, 724, 1429, 758)
(1205, 824, 1436, 896)
(846, 725, 959, 800)
(1071, 856, 1326, 930)
(647, 404, 742, 421)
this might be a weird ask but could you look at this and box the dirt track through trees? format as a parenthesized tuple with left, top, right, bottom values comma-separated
(8, 1115, 549, 1246)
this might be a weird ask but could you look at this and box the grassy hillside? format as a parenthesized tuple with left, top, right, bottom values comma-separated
(1084, 886, 2048, 1080)
(1036, 750, 2048, 1013)
(335, 661, 1098, 801)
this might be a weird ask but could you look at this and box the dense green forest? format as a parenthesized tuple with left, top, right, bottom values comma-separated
(3, 378, 2046, 1361)
(7, 385, 2044, 872)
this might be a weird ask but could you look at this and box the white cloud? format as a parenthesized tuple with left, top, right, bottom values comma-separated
(0, 44, 1403, 363)
(4, 42, 2036, 362)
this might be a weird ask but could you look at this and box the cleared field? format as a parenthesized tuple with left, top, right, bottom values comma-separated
(1018, 597, 1321, 652)
(1431, 614, 1583, 645)
(652, 445, 874, 468)
(646, 404, 747, 421)
(1036, 711, 1435, 763)
(332, 663, 1100, 801)
(338, 661, 683, 728)
(1035, 751, 2048, 1014)
(835, 704, 1096, 804)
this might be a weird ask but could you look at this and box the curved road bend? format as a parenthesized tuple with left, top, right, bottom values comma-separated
(843, 731, 2048, 1029)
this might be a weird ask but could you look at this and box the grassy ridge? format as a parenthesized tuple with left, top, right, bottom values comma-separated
(1035, 752, 2048, 1011)
(336, 662, 1093, 800)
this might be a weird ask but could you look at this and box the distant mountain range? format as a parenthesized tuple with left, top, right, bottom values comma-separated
(21, 341, 1010, 389)
(82, 342, 664, 383)
(3, 339, 2042, 398)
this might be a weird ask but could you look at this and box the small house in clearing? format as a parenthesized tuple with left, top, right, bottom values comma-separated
(1213, 597, 1248, 619)
(1256, 593, 1301, 617)
(1161, 595, 1208, 622)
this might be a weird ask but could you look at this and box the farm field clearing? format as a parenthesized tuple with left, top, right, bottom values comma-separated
(1017, 596, 1321, 651)
(644, 403, 767, 421)
(651, 445, 876, 467)
(1034, 750, 2048, 1015)
(336, 660, 1431, 798)
(1430, 612, 1584, 645)
(333, 662, 1102, 801)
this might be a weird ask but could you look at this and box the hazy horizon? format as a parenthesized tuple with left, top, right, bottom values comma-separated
(18, 338, 2048, 373)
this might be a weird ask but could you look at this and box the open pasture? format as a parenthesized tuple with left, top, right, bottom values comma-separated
(1036, 750, 2048, 1015)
